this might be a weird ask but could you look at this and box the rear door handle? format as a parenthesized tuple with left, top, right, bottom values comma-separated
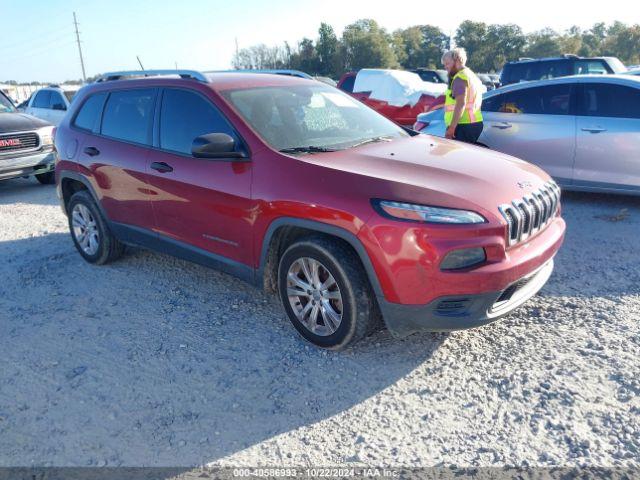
(83, 146, 100, 157)
(491, 122, 512, 129)
(150, 161, 173, 173)
(581, 127, 607, 133)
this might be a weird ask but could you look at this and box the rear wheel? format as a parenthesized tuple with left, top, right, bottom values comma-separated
(67, 190, 124, 264)
(35, 171, 55, 184)
(278, 236, 379, 349)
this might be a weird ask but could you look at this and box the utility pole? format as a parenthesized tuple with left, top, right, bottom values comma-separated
(136, 56, 145, 70)
(73, 12, 87, 82)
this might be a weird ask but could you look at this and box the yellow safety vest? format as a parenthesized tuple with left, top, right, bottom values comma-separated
(444, 67, 483, 126)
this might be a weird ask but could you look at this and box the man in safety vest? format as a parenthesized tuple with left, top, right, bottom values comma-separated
(442, 48, 484, 144)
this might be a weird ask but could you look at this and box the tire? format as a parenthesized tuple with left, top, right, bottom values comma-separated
(35, 171, 55, 185)
(278, 236, 380, 350)
(67, 190, 124, 265)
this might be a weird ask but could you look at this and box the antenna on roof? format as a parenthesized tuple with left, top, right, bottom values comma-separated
(137, 56, 145, 71)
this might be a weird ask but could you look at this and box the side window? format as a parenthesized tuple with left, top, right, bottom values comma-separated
(159, 89, 237, 155)
(483, 84, 571, 115)
(481, 93, 505, 112)
(540, 60, 571, 80)
(101, 89, 156, 145)
(340, 75, 356, 93)
(73, 92, 108, 131)
(574, 61, 608, 75)
(580, 83, 640, 119)
(49, 91, 66, 110)
(32, 90, 51, 109)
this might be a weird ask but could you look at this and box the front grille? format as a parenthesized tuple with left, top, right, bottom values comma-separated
(0, 132, 40, 154)
(498, 181, 561, 246)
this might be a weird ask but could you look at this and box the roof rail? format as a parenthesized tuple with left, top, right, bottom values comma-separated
(95, 70, 208, 83)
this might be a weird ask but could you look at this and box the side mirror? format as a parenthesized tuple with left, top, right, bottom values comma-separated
(191, 133, 247, 159)
(52, 103, 66, 111)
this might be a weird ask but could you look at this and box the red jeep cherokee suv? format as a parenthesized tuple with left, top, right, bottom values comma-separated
(55, 70, 565, 349)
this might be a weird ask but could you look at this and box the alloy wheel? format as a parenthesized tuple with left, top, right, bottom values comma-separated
(71, 204, 100, 256)
(286, 257, 343, 336)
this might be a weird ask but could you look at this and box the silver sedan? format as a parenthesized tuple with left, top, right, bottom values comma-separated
(415, 75, 640, 195)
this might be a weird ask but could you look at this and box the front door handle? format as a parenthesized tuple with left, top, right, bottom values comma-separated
(581, 127, 607, 133)
(150, 161, 173, 173)
(491, 122, 512, 129)
(83, 146, 100, 157)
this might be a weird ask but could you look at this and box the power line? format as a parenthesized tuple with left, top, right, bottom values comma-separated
(73, 12, 87, 82)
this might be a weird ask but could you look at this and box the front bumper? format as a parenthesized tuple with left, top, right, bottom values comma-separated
(379, 258, 555, 337)
(0, 149, 55, 181)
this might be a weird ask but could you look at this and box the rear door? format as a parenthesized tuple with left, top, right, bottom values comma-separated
(574, 81, 640, 192)
(78, 88, 157, 229)
(27, 90, 51, 122)
(145, 87, 254, 265)
(481, 83, 577, 183)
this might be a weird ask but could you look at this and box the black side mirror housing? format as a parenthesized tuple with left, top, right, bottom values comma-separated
(52, 103, 66, 111)
(191, 133, 247, 159)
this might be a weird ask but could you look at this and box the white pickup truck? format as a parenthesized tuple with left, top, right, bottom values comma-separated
(23, 86, 78, 126)
(0, 90, 56, 184)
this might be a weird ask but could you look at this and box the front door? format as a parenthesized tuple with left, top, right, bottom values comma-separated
(574, 82, 640, 192)
(481, 82, 576, 184)
(145, 88, 254, 266)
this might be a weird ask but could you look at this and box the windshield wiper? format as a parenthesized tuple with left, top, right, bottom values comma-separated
(348, 136, 394, 149)
(279, 146, 337, 154)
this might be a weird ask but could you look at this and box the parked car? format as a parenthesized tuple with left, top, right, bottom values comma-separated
(313, 76, 337, 87)
(337, 69, 447, 127)
(477, 73, 497, 90)
(0, 90, 56, 184)
(55, 69, 565, 349)
(414, 75, 640, 195)
(411, 69, 448, 84)
(500, 55, 626, 86)
(24, 86, 78, 126)
(625, 68, 640, 76)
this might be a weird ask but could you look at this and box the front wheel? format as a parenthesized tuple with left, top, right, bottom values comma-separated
(278, 236, 380, 349)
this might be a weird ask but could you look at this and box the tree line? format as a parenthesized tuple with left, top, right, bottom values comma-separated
(232, 20, 640, 78)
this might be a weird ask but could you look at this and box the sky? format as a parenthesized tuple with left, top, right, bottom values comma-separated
(0, 0, 637, 82)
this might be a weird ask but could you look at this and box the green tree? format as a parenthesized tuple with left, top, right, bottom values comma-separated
(524, 28, 563, 58)
(454, 21, 489, 71)
(340, 19, 398, 71)
(316, 23, 341, 77)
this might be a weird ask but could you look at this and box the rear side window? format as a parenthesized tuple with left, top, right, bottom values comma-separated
(580, 83, 640, 119)
(32, 90, 51, 108)
(340, 75, 356, 93)
(574, 60, 608, 75)
(73, 92, 108, 131)
(49, 91, 66, 110)
(539, 60, 571, 80)
(483, 84, 572, 115)
(101, 89, 156, 145)
(159, 89, 237, 155)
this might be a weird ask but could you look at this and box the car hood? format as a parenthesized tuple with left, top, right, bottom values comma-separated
(303, 134, 553, 221)
(0, 112, 51, 134)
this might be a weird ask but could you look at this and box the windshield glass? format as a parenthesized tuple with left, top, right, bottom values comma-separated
(0, 92, 15, 113)
(222, 84, 407, 152)
(64, 90, 77, 102)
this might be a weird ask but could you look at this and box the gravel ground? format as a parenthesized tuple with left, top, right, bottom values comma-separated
(0, 177, 638, 468)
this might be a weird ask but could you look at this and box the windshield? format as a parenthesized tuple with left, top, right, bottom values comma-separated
(64, 90, 77, 102)
(0, 92, 15, 113)
(222, 84, 407, 152)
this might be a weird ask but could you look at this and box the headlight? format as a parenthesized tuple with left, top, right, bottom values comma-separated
(374, 200, 486, 224)
(38, 126, 55, 147)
